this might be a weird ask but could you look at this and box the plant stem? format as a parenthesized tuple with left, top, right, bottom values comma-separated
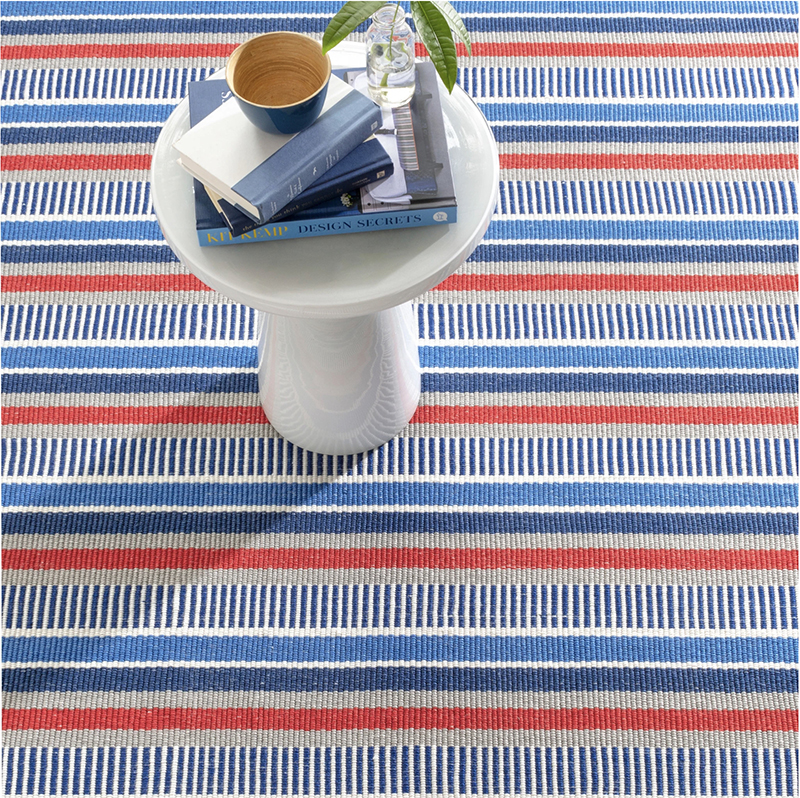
(379, 3, 402, 89)
(386, 1, 400, 60)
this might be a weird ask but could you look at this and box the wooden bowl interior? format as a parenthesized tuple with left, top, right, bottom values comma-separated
(231, 34, 329, 107)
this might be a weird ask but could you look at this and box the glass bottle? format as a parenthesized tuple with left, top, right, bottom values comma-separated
(365, 4, 416, 108)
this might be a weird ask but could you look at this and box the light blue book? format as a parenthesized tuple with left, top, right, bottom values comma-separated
(174, 74, 383, 225)
(198, 196, 457, 245)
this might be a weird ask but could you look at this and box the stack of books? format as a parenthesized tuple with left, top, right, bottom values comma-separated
(173, 62, 457, 247)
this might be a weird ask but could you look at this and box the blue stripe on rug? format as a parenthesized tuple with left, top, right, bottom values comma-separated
(4, 481, 796, 509)
(4, 345, 796, 370)
(4, 372, 795, 395)
(5, 634, 796, 665)
(3, 511, 794, 536)
(4, 666, 796, 693)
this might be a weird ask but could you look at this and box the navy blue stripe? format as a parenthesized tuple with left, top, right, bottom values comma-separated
(492, 125, 799, 144)
(3, 372, 795, 396)
(7, 125, 797, 146)
(0, 17, 340, 36)
(406, 15, 800, 33)
(1, 126, 161, 145)
(1, 2, 795, 17)
(3, 14, 795, 36)
(4, 666, 795, 694)
(5, 633, 795, 664)
(425, 372, 799, 395)
(503, 14, 799, 31)
(471, 244, 799, 264)
(2, 244, 178, 264)
(1, 372, 259, 395)
(3, 511, 793, 538)
(4, 243, 796, 265)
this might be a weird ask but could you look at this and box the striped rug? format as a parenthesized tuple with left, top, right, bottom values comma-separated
(2, 1, 798, 795)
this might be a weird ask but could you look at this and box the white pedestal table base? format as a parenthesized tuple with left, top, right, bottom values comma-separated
(257, 302, 421, 455)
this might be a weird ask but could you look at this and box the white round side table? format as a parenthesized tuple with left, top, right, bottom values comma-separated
(151, 42, 499, 455)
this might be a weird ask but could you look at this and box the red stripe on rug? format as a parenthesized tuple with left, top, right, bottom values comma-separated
(4, 547, 795, 571)
(3, 405, 267, 426)
(5, 274, 795, 295)
(1, 274, 211, 294)
(500, 153, 798, 171)
(5, 404, 796, 427)
(411, 405, 798, 426)
(502, 153, 798, 171)
(5, 707, 796, 732)
(2, 154, 152, 172)
(7, 155, 796, 179)
(435, 274, 798, 293)
(4, 41, 795, 62)
(1, 43, 239, 60)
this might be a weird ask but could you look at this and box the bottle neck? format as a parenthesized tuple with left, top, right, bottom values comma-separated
(372, 4, 405, 30)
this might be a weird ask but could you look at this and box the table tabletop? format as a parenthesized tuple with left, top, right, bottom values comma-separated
(151, 42, 500, 319)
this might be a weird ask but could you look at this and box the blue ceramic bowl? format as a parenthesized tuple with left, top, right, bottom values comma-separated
(227, 32, 332, 135)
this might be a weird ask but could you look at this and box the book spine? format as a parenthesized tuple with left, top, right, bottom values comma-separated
(216, 199, 260, 237)
(197, 206, 457, 247)
(193, 180, 225, 229)
(234, 92, 383, 222)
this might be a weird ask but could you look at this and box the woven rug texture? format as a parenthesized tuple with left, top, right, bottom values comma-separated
(2, 1, 798, 795)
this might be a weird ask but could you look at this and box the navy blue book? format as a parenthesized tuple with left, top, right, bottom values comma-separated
(175, 74, 383, 224)
(185, 77, 393, 237)
(215, 138, 393, 235)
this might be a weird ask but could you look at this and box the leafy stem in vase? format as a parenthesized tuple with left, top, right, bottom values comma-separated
(380, 2, 403, 88)
(321, 0, 472, 94)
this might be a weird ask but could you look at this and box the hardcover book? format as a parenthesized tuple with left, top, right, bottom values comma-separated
(195, 62, 458, 247)
(214, 139, 394, 236)
(174, 73, 383, 224)
(184, 78, 394, 237)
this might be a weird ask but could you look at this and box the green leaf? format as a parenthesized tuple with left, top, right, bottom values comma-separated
(322, 0, 386, 54)
(430, 0, 472, 55)
(410, 1, 458, 93)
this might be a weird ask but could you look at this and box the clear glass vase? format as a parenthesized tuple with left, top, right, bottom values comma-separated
(365, 4, 416, 108)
